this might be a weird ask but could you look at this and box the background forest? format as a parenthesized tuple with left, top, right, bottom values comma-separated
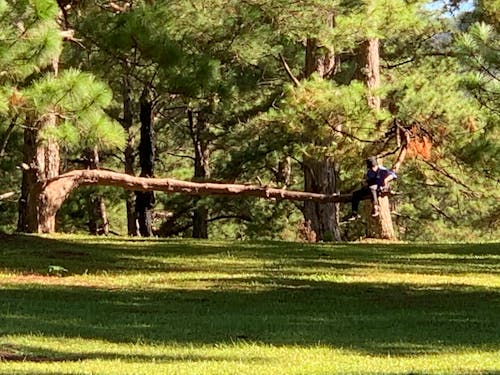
(0, 0, 498, 242)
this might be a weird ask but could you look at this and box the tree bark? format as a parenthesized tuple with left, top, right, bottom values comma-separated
(31, 169, 354, 233)
(305, 13, 336, 79)
(189, 109, 210, 239)
(83, 146, 109, 235)
(302, 29, 341, 242)
(357, 39, 397, 240)
(122, 75, 138, 236)
(303, 157, 341, 241)
(136, 90, 155, 237)
(365, 193, 395, 239)
(18, 113, 60, 233)
(356, 39, 381, 110)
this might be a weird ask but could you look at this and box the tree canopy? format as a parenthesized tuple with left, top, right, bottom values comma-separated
(0, 0, 498, 241)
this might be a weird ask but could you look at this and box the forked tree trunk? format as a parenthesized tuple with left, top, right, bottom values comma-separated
(31, 169, 354, 234)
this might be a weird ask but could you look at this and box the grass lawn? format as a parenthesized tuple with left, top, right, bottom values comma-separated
(0, 234, 499, 374)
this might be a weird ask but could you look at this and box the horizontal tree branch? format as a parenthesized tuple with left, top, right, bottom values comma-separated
(0, 192, 15, 200)
(43, 169, 354, 204)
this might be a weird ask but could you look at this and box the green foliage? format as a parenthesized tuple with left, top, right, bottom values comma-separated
(0, 0, 62, 81)
(0, 0, 496, 241)
(22, 69, 125, 150)
(262, 76, 380, 160)
(455, 22, 499, 113)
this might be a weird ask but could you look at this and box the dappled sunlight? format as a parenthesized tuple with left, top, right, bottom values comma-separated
(0, 336, 498, 375)
(0, 235, 499, 374)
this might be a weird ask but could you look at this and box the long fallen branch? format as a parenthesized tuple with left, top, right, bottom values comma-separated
(44, 169, 353, 203)
(31, 169, 354, 233)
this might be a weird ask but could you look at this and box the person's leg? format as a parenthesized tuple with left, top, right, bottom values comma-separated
(352, 186, 371, 212)
(368, 184, 378, 203)
(368, 184, 379, 216)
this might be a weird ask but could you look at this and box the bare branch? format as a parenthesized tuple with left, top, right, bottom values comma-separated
(0, 192, 15, 200)
(0, 115, 17, 158)
(430, 203, 458, 225)
(278, 53, 300, 86)
(421, 159, 477, 195)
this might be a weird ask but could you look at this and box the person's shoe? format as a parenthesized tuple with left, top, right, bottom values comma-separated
(371, 205, 380, 217)
(343, 212, 361, 222)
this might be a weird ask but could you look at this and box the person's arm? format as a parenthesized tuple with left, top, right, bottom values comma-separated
(380, 168, 397, 190)
(383, 173, 396, 186)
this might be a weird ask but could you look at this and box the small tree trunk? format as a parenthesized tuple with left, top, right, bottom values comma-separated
(135, 90, 155, 237)
(125, 134, 138, 236)
(17, 117, 37, 232)
(189, 110, 211, 239)
(122, 75, 138, 236)
(84, 147, 109, 235)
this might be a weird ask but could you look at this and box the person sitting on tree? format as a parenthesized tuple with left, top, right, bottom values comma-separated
(343, 156, 397, 221)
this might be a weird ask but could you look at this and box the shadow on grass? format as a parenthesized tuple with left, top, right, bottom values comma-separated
(1, 280, 498, 356)
(1, 234, 499, 276)
(0, 343, 271, 364)
(1, 234, 499, 357)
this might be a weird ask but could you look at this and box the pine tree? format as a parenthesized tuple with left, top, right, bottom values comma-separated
(0, 0, 124, 233)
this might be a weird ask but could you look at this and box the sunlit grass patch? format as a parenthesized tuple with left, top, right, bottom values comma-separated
(0, 336, 498, 375)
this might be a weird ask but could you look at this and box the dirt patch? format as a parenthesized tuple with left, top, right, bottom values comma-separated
(1, 274, 95, 288)
(0, 348, 85, 363)
(0, 350, 48, 362)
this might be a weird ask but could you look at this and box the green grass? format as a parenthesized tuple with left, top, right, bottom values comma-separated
(0, 234, 499, 374)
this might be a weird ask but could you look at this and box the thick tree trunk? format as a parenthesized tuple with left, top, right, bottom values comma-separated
(303, 157, 341, 241)
(122, 75, 138, 236)
(302, 33, 341, 242)
(357, 39, 397, 240)
(18, 113, 60, 233)
(33, 169, 354, 233)
(189, 110, 210, 239)
(305, 13, 335, 78)
(365, 194, 395, 239)
(136, 91, 155, 237)
(356, 39, 381, 110)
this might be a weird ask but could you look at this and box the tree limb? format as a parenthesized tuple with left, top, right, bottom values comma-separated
(430, 203, 458, 225)
(421, 159, 476, 195)
(0, 192, 15, 200)
(278, 53, 300, 86)
(0, 115, 18, 158)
